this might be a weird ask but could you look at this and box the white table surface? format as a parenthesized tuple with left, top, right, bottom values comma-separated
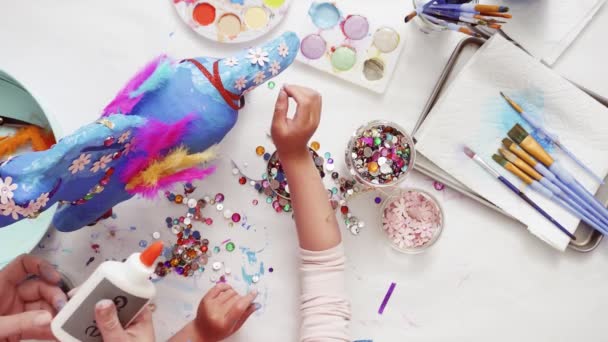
(1, 1, 608, 341)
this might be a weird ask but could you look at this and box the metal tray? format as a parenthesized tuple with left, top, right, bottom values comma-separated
(412, 37, 608, 252)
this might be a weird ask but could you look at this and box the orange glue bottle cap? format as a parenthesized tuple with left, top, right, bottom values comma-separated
(140, 241, 164, 267)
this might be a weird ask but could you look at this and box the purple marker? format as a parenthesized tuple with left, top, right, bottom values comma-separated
(378, 282, 396, 315)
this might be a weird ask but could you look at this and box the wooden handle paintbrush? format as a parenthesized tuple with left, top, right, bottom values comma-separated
(501, 92, 604, 184)
(508, 124, 608, 223)
(429, 3, 509, 13)
(463, 146, 575, 240)
(494, 154, 608, 235)
(499, 145, 608, 227)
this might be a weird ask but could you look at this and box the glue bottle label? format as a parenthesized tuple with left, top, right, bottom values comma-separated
(61, 278, 149, 342)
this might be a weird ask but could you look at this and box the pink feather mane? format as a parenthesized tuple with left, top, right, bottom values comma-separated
(102, 55, 168, 116)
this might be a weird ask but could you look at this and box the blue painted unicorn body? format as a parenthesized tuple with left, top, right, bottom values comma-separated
(0, 32, 299, 232)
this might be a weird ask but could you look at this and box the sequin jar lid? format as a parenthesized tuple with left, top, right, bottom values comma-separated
(380, 189, 443, 254)
(346, 120, 416, 188)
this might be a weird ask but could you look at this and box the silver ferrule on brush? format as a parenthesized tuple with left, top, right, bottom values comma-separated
(473, 155, 502, 178)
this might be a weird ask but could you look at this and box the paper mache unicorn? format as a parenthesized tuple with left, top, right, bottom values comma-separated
(0, 32, 300, 232)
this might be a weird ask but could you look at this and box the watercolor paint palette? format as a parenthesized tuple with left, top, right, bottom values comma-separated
(296, 1, 407, 93)
(173, 0, 292, 43)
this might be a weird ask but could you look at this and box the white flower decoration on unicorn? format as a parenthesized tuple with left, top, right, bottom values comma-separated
(0, 176, 18, 204)
(69, 153, 92, 174)
(278, 42, 289, 58)
(253, 71, 266, 85)
(1, 200, 21, 220)
(118, 130, 131, 144)
(269, 61, 281, 76)
(91, 154, 113, 173)
(235, 76, 248, 91)
(224, 57, 239, 67)
(247, 48, 270, 67)
(35, 192, 50, 208)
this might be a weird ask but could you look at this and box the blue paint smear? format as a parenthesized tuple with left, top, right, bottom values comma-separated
(240, 247, 258, 264)
(239, 246, 265, 286)
(309, 2, 341, 30)
(496, 89, 554, 153)
(231, 0, 245, 4)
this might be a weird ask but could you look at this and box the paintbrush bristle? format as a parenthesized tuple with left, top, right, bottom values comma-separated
(507, 124, 529, 144)
(492, 154, 508, 167)
(502, 138, 515, 149)
(499, 148, 517, 163)
(463, 146, 476, 159)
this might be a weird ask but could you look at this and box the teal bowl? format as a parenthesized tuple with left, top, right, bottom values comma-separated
(0, 70, 61, 268)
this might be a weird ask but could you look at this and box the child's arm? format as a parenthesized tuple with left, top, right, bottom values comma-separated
(272, 85, 351, 341)
(271, 85, 341, 251)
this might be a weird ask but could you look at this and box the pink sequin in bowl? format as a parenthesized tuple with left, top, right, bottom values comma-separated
(345, 120, 416, 188)
(380, 189, 444, 254)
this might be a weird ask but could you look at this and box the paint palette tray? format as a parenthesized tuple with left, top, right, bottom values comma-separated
(296, 1, 407, 94)
(173, 0, 292, 44)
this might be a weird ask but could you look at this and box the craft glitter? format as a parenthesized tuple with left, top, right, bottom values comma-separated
(381, 190, 443, 252)
(348, 122, 413, 186)
(226, 242, 236, 252)
(310, 141, 321, 151)
(268, 81, 276, 89)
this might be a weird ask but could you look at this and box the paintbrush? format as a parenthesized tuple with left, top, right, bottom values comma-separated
(463, 146, 575, 240)
(508, 124, 608, 222)
(500, 92, 604, 184)
(429, 3, 509, 13)
(422, 14, 480, 36)
(498, 147, 608, 225)
(404, 10, 417, 23)
(495, 153, 608, 234)
(424, 9, 487, 25)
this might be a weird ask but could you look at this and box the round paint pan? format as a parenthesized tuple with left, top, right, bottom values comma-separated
(301, 34, 327, 60)
(363, 58, 385, 81)
(342, 15, 369, 40)
(331, 46, 357, 72)
(373, 27, 400, 53)
(0, 70, 60, 269)
(173, 0, 293, 44)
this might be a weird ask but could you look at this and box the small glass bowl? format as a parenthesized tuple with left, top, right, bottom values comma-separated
(412, 0, 479, 34)
(345, 120, 416, 189)
(380, 189, 444, 254)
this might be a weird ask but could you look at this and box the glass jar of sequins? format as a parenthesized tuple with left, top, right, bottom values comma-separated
(380, 189, 443, 254)
(346, 120, 416, 188)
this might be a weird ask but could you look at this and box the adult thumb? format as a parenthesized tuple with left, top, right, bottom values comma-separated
(0, 310, 53, 340)
(95, 299, 128, 341)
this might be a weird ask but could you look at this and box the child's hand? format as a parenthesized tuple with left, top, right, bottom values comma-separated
(191, 283, 258, 342)
(271, 85, 322, 161)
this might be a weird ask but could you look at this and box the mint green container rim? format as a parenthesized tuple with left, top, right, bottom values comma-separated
(0, 69, 62, 269)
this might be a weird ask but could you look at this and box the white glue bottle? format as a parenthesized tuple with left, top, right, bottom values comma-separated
(51, 241, 164, 342)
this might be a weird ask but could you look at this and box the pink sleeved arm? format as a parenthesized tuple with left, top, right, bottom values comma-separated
(299, 243, 351, 342)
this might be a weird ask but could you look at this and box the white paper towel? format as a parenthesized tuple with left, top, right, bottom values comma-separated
(414, 35, 608, 251)
(487, 0, 607, 65)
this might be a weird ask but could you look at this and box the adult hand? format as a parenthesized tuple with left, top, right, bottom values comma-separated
(0, 254, 67, 341)
(271, 84, 322, 161)
(187, 283, 258, 342)
(94, 299, 155, 341)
